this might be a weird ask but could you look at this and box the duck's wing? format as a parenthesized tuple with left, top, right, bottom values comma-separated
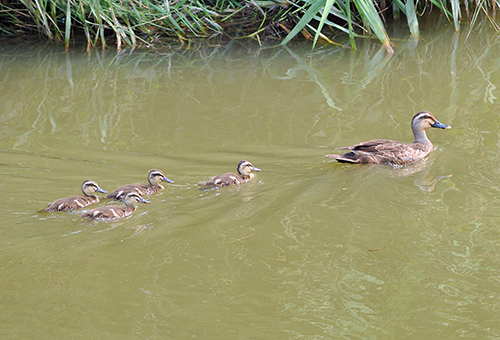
(204, 172, 242, 187)
(105, 184, 148, 200)
(328, 139, 432, 165)
(82, 206, 133, 220)
(348, 139, 402, 154)
(45, 195, 96, 212)
(353, 141, 430, 165)
(377, 143, 432, 166)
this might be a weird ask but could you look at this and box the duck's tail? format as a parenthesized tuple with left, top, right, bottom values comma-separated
(326, 154, 360, 163)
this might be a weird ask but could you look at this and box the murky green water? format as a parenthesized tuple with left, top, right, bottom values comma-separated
(2, 17, 500, 339)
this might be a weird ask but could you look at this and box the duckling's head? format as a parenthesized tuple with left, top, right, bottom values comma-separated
(81, 180, 107, 196)
(148, 169, 174, 185)
(412, 111, 451, 131)
(237, 160, 262, 177)
(123, 192, 150, 207)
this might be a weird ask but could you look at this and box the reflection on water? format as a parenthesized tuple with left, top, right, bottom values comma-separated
(383, 156, 453, 192)
(2, 15, 500, 339)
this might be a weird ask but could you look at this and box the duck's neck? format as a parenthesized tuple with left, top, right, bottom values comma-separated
(240, 173, 253, 180)
(413, 129, 431, 145)
(149, 182, 164, 189)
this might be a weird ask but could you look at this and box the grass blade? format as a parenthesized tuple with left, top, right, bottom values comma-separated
(354, 0, 393, 54)
(345, 0, 356, 49)
(405, 0, 419, 39)
(65, 0, 72, 51)
(312, 0, 336, 48)
(280, 0, 326, 46)
(450, 0, 461, 31)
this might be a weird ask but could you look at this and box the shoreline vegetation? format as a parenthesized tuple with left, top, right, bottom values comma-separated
(0, 0, 499, 53)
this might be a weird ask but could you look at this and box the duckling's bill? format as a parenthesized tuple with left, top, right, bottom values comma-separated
(162, 176, 174, 183)
(138, 197, 150, 204)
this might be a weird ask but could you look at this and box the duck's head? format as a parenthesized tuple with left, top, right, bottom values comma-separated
(81, 180, 107, 196)
(123, 192, 150, 207)
(412, 111, 451, 131)
(148, 169, 174, 185)
(237, 160, 262, 176)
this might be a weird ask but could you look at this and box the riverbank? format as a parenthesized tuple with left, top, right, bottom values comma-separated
(1, 0, 498, 53)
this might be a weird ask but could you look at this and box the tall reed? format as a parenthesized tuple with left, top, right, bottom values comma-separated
(0, 0, 499, 52)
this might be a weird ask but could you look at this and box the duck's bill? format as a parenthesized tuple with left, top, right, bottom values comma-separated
(139, 198, 150, 204)
(252, 167, 262, 172)
(97, 188, 108, 194)
(162, 177, 174, 183)
(432, 120, 451, 129)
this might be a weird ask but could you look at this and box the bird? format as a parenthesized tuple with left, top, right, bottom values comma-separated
(326, 111, 451, 166)
(105, 169, 173, 200)
(81, 192, 149, 221)
(45, 180, 107, 212)
(203, 160, 262, 187)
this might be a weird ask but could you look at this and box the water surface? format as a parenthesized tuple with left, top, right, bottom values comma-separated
(2, 17, 500, 339)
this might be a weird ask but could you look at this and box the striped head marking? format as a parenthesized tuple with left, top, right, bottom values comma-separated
(412, 111, 451, 130)
(148, 169, 174, 185)
(123, 192, 150, 207)
(81, 180, 107, 196)
(237, 160, 262, 176)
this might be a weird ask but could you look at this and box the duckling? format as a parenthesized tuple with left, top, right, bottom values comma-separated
(106, 169, 173, 200)
(45, 180, 107, 212)
(326, 111, 451, 166)
(81, 192, 149, 221)
(203, 160, 262, 187)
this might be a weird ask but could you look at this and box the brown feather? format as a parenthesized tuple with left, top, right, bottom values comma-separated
(45, 195, 99, 212)
(203, 160, 261, 187)
(82, 192, 148, 221)
(45, 180, 106, 212)
(106, 184, 161, 200)
(106, 169, 172, 200)
(327, 111, 450, 166)
(204, 173, 250, 187)
(81, 206, 135, 220)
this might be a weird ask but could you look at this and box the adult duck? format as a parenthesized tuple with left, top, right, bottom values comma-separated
(45, 180, 107, 212)
(106, 169, 173, 200)
(203, 160, 261, 187)
(326, 111, 451, 166)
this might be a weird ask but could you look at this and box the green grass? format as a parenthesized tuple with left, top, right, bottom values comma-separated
(0, 0, 499, 51)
